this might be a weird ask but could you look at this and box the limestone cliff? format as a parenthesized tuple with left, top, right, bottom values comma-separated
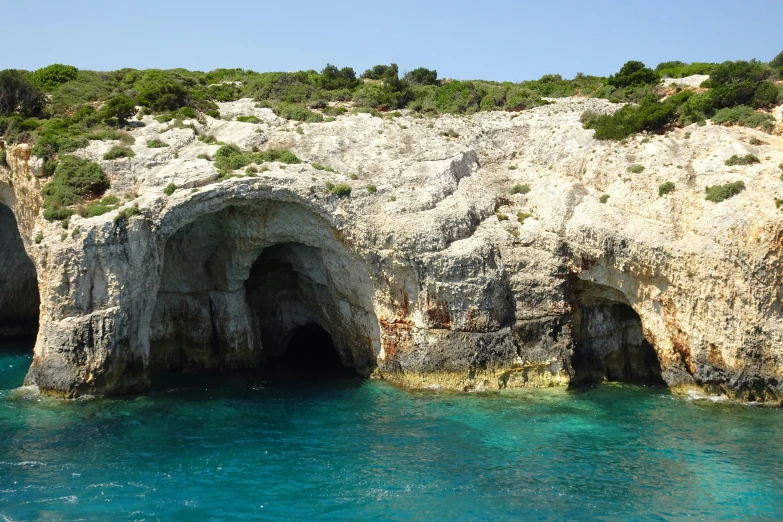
(2, 93, 783, 401)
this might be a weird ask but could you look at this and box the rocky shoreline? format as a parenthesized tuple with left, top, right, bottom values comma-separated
(2, 95, 783, 402)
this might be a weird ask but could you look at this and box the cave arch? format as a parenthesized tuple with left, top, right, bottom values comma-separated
(147, 200, 380, 379)
(0, 203, 39, 340)
(569, 279, 663, 386)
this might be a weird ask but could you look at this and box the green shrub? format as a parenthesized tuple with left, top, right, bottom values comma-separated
(658, 181, 675, 196)
(29, 64, 79, 91)
(114, 205, 141, 224)
(147, 139, 169, 148)
(771, 51, 783, 69)
(205, 109, 220, 119)
(705, 181, 745, 202)
(712, 105, 775, 131)
(42, 156, 109, 220)
(405, 67, 439, 86)
(236, 115, 260, 123)
(331, 183, 351, 197)
(583, 93, 684, 140)
(213, 145, 301, 170)
(607, 61, 660, 88)
(83, 195, 121, 217)
(102, 94, 136, 121)
(136, 70, 188, 112)
(103, 146, 135, 160)
(34, 231, 43, 244)
(517, 211, 532, 223)
(629, 164, 645, 174)
(163, 183, 176, 196)
(655, 61, 714, 78)
(442, 129, 459, 138)
(367, 184, 377, 193)
(362, 64, 399, 80)
(708, 61, 773, 110)
(273, 102, 323, 122)
(213, 145, 247, 170)
(509, 183, 531, 195)
(706, 181, 745, 203)
(497, 213, 509, 221)
(0, 149, 6, 168)
(322, 106, 347, 116)
(599, 194, 610, 203)
(0, 69, 45, 116)
(352, 107, 382, 117)
(47, 70, 114, 113)
(724, 154, 760, 166)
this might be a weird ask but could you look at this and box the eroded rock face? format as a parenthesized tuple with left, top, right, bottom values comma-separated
(3, 93, 783, 401)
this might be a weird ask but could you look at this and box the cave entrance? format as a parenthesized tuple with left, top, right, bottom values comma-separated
(148, 202, 378, 382)
(244, 243, 361, 378)
(570, 281, 663, 386)
(0, 203, 39, 343)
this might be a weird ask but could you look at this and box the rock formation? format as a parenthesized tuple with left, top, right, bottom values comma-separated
(2, 92, 783, 401)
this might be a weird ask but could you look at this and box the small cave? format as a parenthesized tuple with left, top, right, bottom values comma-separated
(244, 243, 360, 379)
(266, 323, 358, 379)
(148, 203, 378, 383)
(0, 203, 39, 342)
(570, 281, 663, 386)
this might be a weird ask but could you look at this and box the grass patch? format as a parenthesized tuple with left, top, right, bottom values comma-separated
(163, 183, 176, 196)
(83, 195, 121, 217)
(330, 183, 352, 197)
(146, 139, 169, 148)
(367, 184, 377, 193)
(599, 194, 610, 203)
(509, 183, 531, 195)
(103, 146, 134, 160)
(236, 115, 260, 123)
(658, 181, 675, 197)
(517, 211, 532, 224)
(629, 164, 645, 174)
(114, 205, 141, 224)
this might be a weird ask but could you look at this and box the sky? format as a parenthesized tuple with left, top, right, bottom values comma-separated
(4, 0, 782, 81)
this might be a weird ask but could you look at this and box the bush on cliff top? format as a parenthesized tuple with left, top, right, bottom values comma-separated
(29, 64, 79, 91)
(42, 156, 110, 220)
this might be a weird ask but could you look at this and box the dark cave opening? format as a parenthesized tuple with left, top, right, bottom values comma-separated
(0, 203, 39, 342)
(570, 289, 664, 386)
(274, 323, 357, 378)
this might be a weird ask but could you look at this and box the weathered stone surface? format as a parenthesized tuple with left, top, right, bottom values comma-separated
(2, 93, 783, 401)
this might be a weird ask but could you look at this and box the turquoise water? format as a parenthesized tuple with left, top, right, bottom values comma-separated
(1, 341, 782, 521)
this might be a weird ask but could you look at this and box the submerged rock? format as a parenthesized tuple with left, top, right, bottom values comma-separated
(2, 97, 783, 402)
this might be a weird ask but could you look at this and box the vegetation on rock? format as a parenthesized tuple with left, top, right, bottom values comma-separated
(658, 182, 675, 197)
(724, 154, 760, 166)
(705, 181, 745, 202)
(1, 51, 781, 160)
(42, 156, 110, 221)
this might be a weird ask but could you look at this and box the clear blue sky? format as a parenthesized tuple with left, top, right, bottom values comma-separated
(5, 0, 782, 81)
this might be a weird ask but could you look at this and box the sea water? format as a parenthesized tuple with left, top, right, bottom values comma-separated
(1, 341, 782, 521)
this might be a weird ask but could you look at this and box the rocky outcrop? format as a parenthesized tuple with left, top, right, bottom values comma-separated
(3, 94, 783, 401)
